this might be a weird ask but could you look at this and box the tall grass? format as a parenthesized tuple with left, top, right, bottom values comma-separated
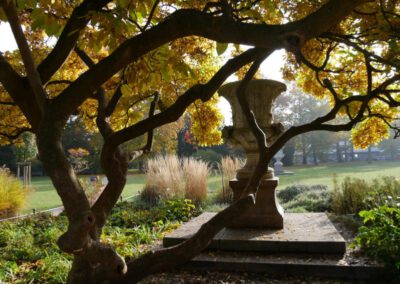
(183, 158, 210, 203)
(215, 156, 244, 203)
(0, 167, 30, 218)
(141, 155, 210, 204)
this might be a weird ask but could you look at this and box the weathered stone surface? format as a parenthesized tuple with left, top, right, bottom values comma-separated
(163, 212, 346, 254)
(229, 178, 284, 229)
(182, 251, 387, 281)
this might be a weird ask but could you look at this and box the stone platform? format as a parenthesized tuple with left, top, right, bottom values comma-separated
(163, 213, 388, 280)
(163, 212, 346, 254)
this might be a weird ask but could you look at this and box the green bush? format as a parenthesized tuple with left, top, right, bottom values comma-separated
(277, 184, 331, 212)
(332, 176, 400, 214)
(0, 167, 30, 218)
(354, 205, 400, 272)
(283, 189, 332, 212)
(332, 176, 370, 214)
(161, 199, 197, 222)
(277, 184, 327, 203)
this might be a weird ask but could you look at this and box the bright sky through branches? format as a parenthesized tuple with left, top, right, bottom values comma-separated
(0, 23, 17, 51)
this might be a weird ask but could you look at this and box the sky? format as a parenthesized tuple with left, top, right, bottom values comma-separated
(0, 23, 285, 125)
(0, 24, 17, 52)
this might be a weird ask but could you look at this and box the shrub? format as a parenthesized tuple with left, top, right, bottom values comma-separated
(0, 167, 30, 218)
(283, 189, 332, 212)
(215, 156, 244, 203)
(332, 176, 400, 214)
(160, 198, 197, 222)
(331, 176, 370, 214)
(354, 205, 400, 272)
(277, 184, 331, 212)
(364, 176, 400, 209)
(141, 155, 210, 204)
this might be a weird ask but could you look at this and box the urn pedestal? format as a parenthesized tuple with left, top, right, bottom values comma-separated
(229, 178, 284, 229)
(218, 79, 286, 229)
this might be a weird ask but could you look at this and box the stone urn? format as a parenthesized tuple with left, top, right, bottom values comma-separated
(274, 150, 285, 174)
(218, 79, 286, 229)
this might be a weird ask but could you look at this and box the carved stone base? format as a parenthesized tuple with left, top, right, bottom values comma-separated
(229, 178, 284, 229)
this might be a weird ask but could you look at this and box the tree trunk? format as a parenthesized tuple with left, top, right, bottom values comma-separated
(350, 143, 355, 161)
(336, 141, 342, 163)
(367, 146, 372, 163)
(37, 111, 128, 284)
(312, 147, 318, 165)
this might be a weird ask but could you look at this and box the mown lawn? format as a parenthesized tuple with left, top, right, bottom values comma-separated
(24, 160, 400, 212)
(25, 174, 146, 213)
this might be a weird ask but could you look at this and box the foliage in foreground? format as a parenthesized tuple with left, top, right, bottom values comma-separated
(354, 205, 400, 273)
(0, 198, 199, 283)
(0, 167, 30, 219)
(332, 176, 400, 214)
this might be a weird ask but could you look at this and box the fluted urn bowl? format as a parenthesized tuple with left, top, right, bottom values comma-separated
(219, 79, 286, 180)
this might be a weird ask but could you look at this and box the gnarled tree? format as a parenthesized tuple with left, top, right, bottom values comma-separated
(0, 0, 399, 283)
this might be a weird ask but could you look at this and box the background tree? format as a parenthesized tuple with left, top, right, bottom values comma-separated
(274, 83, 336, 164)
(0, 0, 399, 283)
(12, 132, 37, 162)
(379, 129, 400, 160)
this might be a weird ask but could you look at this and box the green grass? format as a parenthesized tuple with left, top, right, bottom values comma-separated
(25, 174, 146, 213)
(23, 161, 400, 213)
(278, 160, 400, 189)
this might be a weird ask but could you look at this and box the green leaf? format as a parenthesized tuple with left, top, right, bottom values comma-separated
(45, 21, 61, 36)
(216, 42, 228, 56)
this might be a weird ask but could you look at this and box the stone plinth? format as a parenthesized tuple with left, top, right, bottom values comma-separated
(229, 178, 284, 229)
(164, 212, 346, 254)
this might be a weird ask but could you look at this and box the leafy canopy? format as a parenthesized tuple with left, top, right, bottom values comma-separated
(0, 0, 399, 146)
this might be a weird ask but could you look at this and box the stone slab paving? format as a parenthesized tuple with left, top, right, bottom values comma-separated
(163, 212, 346, 254)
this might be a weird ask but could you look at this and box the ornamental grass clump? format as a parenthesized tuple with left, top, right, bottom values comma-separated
(215, 156, 244, 203)
(183, 158, 210, 204)
(141, 155, 210, 204)
(0, 167, 30, 219)
(141, 155, 184, 204)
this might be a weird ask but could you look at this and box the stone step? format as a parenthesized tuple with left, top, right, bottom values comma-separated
(182, 251, 387, 281)
(164, 212, 346, 254)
